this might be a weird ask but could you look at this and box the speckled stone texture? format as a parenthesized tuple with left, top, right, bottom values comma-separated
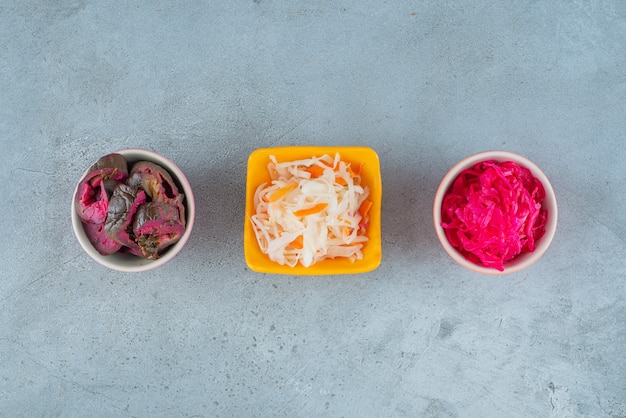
(1, 1, 625, 417)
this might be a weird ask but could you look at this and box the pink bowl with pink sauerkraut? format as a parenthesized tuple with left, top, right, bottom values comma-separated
(434, 151, 557, 274)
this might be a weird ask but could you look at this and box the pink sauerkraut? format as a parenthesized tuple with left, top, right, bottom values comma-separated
(440, 160, 547, 271)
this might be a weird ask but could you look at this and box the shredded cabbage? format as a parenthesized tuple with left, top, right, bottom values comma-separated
(251, 153, 371, 267)
(441, 160, 547, 271)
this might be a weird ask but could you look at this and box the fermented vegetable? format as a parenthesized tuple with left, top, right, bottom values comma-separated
(440, 160, 547, 271)
(75, 153, 186, 258)
(251, 153, 371, 267)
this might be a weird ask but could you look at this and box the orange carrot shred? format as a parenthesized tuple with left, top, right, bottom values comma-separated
(268, 182, 297, 202)
(355, 163, 364, 176)
(293, 203, 328, 217)
(358, 199, 373, 219)
(335, 176, 348, 186)
(305, 165, 325, 178)
(289, 235, 304, 249)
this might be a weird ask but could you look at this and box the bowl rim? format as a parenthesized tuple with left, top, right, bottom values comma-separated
(433, 150, 558, 275)
(71, 148, 195, 273)
(243, 145, 382, 275)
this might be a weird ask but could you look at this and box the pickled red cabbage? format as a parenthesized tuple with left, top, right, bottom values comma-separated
(440, 160, 547, 271)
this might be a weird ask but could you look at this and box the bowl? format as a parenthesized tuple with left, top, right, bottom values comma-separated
(71, 148, 195, 272)
(433, 150, 557, 275)
(244, 146, 382, 275)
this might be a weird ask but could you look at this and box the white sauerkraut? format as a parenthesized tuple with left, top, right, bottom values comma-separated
(250, 153, 371, 267)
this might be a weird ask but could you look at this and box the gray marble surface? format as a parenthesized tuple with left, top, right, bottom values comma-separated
(1, 1, 625, 417)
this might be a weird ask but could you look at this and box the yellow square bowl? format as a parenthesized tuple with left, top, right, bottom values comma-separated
(244, 146, 382, 275)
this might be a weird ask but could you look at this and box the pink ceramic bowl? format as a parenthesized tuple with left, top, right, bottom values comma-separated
(433, 151, 557, 275)
(71, 148, 195, 272)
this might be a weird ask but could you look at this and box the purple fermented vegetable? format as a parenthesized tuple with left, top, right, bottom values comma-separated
(75, 153, 128, 224)
(133, 201, 185, 259)
(82, 221, 123, 255)
(76, 153, 188, 260)
(128, 161, 180, 201)
(105, 183, 147, 256)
